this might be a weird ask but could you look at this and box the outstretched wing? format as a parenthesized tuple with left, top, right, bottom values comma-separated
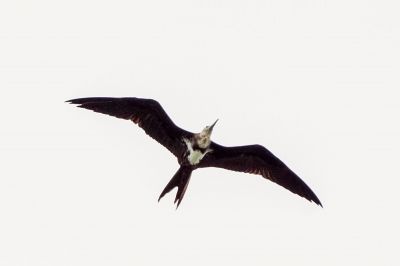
(67, 97, 192, 158)
(198, 143, 322, 206)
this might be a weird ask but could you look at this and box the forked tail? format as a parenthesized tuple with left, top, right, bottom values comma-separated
(158, 166, 193, 208)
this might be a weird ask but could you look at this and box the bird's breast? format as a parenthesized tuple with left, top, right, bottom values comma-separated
(187, 149, 206, 165)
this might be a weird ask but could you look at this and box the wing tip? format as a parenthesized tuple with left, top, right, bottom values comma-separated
(314, 199, 323, 208)
(308, 195, 323, 208)
(65, 97, 115, 105)
(65, 98, 86, 105)
(65, 99, 86, 110)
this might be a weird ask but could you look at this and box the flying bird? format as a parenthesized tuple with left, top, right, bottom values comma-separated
(67, 97, 322, 207)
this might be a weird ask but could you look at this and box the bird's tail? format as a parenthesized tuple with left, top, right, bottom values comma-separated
(158, 166, 193, 208)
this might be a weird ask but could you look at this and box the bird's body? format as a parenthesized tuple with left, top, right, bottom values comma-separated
(67, 97, 322, 207)
(185, 140, 210, 165)
(183, 128, 215, 166)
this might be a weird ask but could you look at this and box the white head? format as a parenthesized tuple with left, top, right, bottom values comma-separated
(196, 119, 218, 148)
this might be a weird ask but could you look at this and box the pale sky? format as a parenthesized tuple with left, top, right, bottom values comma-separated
(1, 0, 399, 265)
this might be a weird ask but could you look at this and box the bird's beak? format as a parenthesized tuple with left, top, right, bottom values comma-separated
(209, 119, 218, 132)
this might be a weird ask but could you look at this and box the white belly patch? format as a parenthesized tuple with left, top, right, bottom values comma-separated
(183, 137, 212, 165)
(188, 150, 206, 165)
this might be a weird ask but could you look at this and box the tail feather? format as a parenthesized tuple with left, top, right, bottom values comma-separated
(158, 166, 192, 208)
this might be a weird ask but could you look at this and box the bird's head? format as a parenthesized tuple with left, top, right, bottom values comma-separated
(196, 119, 218, 148)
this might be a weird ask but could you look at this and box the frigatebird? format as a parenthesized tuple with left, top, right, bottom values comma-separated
(67, 97, 322, 207)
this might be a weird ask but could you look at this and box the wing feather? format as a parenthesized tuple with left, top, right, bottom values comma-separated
(67, 97, 192, 158)
(199, 143, 322, 206)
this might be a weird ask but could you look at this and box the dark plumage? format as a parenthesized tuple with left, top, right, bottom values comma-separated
(67, 97, 322, 207)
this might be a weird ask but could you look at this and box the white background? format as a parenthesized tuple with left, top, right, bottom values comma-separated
(1, 0, 399, 265)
